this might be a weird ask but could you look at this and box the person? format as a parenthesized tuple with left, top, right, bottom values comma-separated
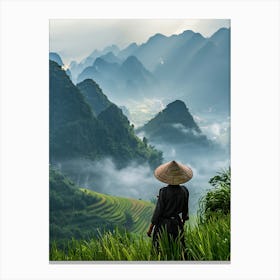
(147, 160, 193, 252)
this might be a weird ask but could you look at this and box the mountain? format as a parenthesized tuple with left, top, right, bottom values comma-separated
(49, 52, 63, 66)
(49, 52, 72, 79)
(49, 60, 105, 162)
(209, 27, 230, 48)
(77, 55, 157, 100)
(133, 28, 230, 114)
(77, 57, 119, 86)
(103, 44, 120, 55)
(123, 31, 200, 73)
(153, 32, 206, 81)
(119, 56, 157, 95)
(120, 55, 156, 86)
(69, 27, 230, 114)
(118, 42, 138, 60)
(132, 33, 174, 72)
(49, 60, 162, 169)
(70, 31, 198, 79)
(135, 28, 230, 113)
(69, 45, 120, 83)
(137, 100, 209, 145)
(119, 105, 131, 120)
(175, 29, 230, 112)
(70, 60, 90, 83)
(99, 51, 122, 64)
(76, 79, 112, 116)
(97, 103, 162, 167)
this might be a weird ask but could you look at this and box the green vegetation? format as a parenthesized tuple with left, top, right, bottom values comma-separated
(50, 168, 154, 248)
(50, 214, 229, 261)
(185, 214, 230, 260)
(198, 167, 230, 222)
(50, 168, 230, 261)
(77, 79, 112, 116)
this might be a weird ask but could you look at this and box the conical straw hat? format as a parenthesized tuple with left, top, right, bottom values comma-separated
(154, 160, 193, 185)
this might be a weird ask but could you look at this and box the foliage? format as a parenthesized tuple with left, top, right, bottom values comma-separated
(185, 214, 230, 260)
(209, 167, 230, 188)
(49, 60, 105, 161)
(77, 79, 112, 116)
(50, 214, 230, 261)
(198, 167, 230, 222)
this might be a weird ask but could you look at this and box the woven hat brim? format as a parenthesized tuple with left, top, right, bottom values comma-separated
(154, 161, 193, 185)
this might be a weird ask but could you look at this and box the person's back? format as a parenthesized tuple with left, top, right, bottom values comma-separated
(151, 185, 189, 226)
(147, 160, 193, 253)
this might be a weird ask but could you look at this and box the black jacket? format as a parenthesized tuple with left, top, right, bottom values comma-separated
(151, 185, 189, 225)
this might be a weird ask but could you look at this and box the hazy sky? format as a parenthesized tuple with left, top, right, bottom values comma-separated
(49, 19, 230, 65)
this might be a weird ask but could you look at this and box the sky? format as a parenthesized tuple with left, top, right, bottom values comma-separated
(49, 19, 230, 65)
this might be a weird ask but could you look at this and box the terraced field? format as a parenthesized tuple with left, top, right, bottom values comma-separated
(80, 188, 155, 233)
(50, 168, 156, 244)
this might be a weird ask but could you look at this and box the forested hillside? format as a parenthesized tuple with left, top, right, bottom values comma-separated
(49, 60, 162, 169)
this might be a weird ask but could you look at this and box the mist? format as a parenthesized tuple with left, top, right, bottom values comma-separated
(54, 130, 229, 214)
(55, 158, 158, 199)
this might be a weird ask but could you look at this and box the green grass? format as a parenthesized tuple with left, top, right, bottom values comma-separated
(50, 214, 230, 261)
(185, 214, 230, 261)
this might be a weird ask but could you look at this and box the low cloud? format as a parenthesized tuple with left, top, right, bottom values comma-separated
(57, 158, 161, 201)
(56, 133, 229, 214)
(200, 121, 230, 146)
(171, 123, 201, 137)
(92, 159, 158, 199)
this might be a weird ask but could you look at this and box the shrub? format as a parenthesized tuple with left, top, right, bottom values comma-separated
(198, 167, 230, 222)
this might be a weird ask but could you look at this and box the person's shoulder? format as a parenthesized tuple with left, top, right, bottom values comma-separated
(159, 186, 168, 192)
(158, 186, 170, 195)
(180, 185, 189, 193)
